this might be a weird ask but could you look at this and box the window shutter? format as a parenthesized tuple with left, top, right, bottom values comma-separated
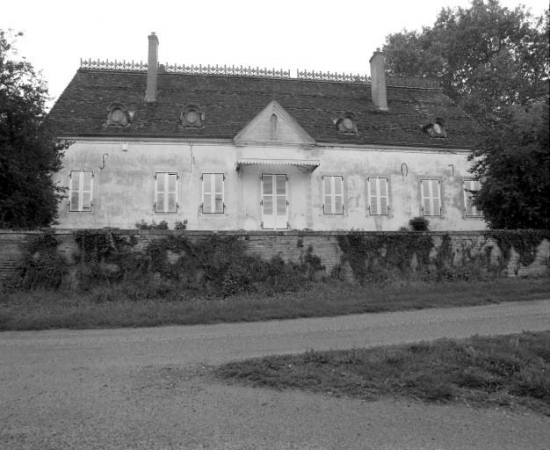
(432, 180, 441, 216)
(214, 173, 224, 213)
(69, 171, 93, 212)
(379, 178, 388, 215)
(369, 178, 377, 215)
(81, 171, 93, 211)
(276, 175, 286, 216)
(203, 174, 212, 213)
(167, 173, 177, 212)
(323, 177, 332, 214)
(421, 179, 431, 215)
(155, 173, 165, 213)
(334, 177, 344, 214)
(421, 179, 441, 216)
(70, 172, 80, 211)
(464, 180, 480, 216)
(155, 172, 178, 213)
(262, 174, 273, 215)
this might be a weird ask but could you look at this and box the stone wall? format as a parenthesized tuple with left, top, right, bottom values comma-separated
(1, 229, 549, 286)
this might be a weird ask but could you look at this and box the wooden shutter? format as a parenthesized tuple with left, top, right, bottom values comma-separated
(70, 171, 92, 212)
(334, 177, 343, 214)
(369, 177, 388, 215)
(203, 173, 224, 214)
(323, 177, 332, 214)
(379, 178, 388, 215)
(155, 173, 165, 213)
(214, 173, 224, 213)
(81, 172, 93, 212)
(155, 173, 178, 213)
(464, 180, 480, 216)
(69, 172, 80, 212)
(323, 176, 343, 214)
(421, 179, 441, 216)
(262, 174, 273, 216)
(276, 175, 286, 216)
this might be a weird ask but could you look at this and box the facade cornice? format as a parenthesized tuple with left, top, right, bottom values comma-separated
(59, 136, 235, 146)
(315, 142, 473, 154)
(59, 135, 473, 154)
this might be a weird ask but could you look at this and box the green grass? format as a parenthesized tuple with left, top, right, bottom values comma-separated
(0, 277, 548, 331)
(215, 331, 550, 416)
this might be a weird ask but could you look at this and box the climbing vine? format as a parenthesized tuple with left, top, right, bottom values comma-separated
(11, 229, 548, 294)
(337, 232, 434, 284)
(14, 231, 68, 290)
(485, 230, 550, 268)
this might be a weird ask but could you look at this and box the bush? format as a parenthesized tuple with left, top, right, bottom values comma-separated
(15, 232, 68, 289)
(409, 217, 430, 231)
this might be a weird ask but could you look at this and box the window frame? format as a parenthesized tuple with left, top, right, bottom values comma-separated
(154, 172, 179, 214)
(322, 175, 344, 215)
(367, 176, 390, 216)
(420, 178, 442, 216)
(202, 173, 225, 214)
(69, 170, 93, 212)
(463, 179, 482, 218)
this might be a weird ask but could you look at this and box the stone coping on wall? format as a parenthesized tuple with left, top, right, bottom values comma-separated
(0, 229, 495, 237)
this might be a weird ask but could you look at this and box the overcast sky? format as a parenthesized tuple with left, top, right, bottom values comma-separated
(2, 0, 548, 107)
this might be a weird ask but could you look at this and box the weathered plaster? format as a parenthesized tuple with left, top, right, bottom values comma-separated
(54, 139, 486, 231)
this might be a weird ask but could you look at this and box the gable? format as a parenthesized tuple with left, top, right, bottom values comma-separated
(233, 100, 315, 146)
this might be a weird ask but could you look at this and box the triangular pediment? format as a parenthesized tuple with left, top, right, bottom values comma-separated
(234, 101, 315, 146)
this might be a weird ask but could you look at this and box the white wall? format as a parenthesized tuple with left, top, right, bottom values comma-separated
(54, 139, 486, 231)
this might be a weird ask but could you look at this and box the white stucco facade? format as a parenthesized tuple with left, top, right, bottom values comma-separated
(55, 137, 486, 231)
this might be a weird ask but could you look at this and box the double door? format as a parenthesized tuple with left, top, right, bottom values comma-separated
(261, 174, 288, 230)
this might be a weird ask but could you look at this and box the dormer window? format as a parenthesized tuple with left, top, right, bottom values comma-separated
(106, 103, 132, 127)
(181, 105, 204, 128)
(336, 113, 358, 135)
(423, 118, 447, 138)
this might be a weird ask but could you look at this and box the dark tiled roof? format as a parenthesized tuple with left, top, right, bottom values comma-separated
(48, 69, 484, 149)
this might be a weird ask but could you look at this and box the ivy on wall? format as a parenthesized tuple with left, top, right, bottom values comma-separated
(337, 233, 434, 284)
(485, 230, 550, 270)
(71, 232, 324, 298)
(14, 231, 68, 289)
(8, 229, 549, 295)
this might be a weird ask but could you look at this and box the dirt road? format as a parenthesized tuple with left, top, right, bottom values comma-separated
(1, 300, 550, 449)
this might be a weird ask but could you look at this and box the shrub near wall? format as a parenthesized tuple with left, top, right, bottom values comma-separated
(2, 229, 549, 295)
(71, 230, 324, 298)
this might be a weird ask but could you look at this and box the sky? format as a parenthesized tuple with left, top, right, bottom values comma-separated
(2, 0, 548, 107)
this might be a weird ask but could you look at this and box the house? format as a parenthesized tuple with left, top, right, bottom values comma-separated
(48, 33, 486, 231)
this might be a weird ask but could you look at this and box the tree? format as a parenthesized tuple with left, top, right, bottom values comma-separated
(383, 1, 549, 229)
(0, 30, 68, 228)
(469, 100, 550, 229)
(383, 0, 549, 126)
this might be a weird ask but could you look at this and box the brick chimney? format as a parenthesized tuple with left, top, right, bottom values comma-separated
(369, 48, 388, 111)
(145, 32, 159, 103)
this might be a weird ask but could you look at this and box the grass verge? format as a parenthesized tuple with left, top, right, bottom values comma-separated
(0, 277, 548, 331)
(215, 331, 550, 416)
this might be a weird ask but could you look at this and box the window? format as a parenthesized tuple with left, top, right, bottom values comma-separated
(69, 171, 93, 212)
(106, 102, 131, 127)
(322, 176, 344, 214)
(270, 114, 278, 141)
(181, 105, 204, 128)
(202, 173, 224, 214)
(422, 118, 447, 138)
(261, 174, 288, 229)
(336, 113, 358, 135)
(155, 172, 178, 213)
(463, 179, 482, 217)
(421, 179, 441, 216)
(368, 177, 389, 215)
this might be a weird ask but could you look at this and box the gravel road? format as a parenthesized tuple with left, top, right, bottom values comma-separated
(1, 300, 550, 450)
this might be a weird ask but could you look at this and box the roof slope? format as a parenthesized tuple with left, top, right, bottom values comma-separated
(48, 69, 484, 149)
